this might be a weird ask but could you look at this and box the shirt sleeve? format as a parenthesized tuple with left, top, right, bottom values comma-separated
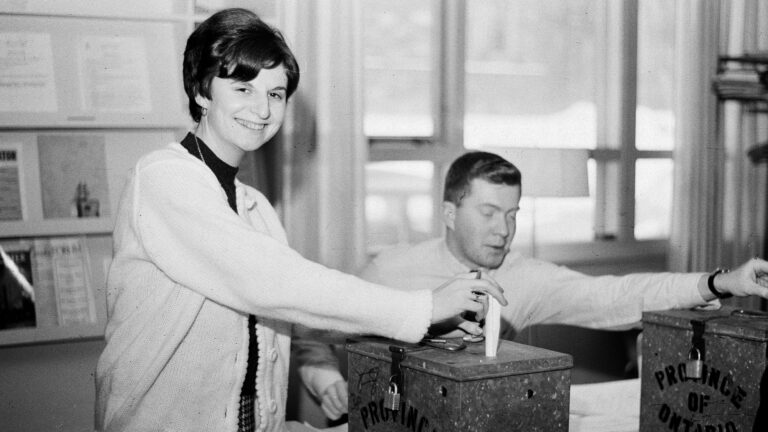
(132, 157, 432, 343)
(495, 258, 708, 331)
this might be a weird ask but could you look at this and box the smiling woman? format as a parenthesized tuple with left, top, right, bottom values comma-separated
(183, 9, 298, 167)
(93, 7, 507, 432)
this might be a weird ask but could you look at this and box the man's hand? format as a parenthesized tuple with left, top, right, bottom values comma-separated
(431, 272, 506, 325)
(319, 379, 348, 421)
(428, 272, 504, 337)
(706, 257, 768, 299)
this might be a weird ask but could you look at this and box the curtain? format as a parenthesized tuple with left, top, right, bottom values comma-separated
(668, 0, 723, 273)
(278, 0, 367, 273)
(277, 2, 367, 426)
(669, 0, 767, 310)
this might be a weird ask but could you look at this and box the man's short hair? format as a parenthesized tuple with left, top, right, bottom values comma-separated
(183, 8, 300, 123)
(443, 151, 522, 205)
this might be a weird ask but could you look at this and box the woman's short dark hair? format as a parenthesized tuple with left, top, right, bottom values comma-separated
(443, 151, 522, 205)
(183, 8, 300, 123)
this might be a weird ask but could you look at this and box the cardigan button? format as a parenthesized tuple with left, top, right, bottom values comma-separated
(269, 348, 278, 362)
(269, 400, 278, 413)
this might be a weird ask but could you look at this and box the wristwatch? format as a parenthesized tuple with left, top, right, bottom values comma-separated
(707, 268, 733, 299)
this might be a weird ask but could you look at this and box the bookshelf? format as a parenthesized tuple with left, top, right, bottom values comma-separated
(713, 53, 768, 262)
(714, 54, 768, 109)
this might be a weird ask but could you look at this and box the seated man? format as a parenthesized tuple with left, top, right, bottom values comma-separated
(296, 150, 768, 420)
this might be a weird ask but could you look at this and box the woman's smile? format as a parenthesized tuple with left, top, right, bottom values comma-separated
(236, 118, 267, 130)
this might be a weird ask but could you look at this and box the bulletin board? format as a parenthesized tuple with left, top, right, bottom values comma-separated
(0, 14, 189, 128)
(0, 130, 177, 346)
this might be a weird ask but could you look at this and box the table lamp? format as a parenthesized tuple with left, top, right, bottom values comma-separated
(482, 147, 590, 258)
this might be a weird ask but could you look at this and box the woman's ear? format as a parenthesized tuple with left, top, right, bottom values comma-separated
(442, 202, 457, 231)
(194, 94, 210, 110)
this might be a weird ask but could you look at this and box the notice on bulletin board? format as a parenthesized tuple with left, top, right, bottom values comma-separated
(0, 32, 58, 113)
(0, 142, 23, 221)
(77, 35, 152, 113)
(46, 238, 97, 326)
(37, 134, 110, 219)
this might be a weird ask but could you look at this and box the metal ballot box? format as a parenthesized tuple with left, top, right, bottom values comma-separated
(346, 337, 573, 432)
(640, 307, 768, 432)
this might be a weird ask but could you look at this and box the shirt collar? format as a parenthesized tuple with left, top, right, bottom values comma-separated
(438, 238, 473, 275)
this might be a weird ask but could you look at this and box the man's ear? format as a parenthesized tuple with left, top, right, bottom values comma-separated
(442, 201, 457, 231)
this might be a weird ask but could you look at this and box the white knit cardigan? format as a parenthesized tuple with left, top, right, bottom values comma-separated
(95, 143, 432, 432)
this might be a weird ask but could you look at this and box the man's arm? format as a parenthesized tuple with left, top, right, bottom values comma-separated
(696, 258, 768, 300)
(492, 257, 705, 332)
(495, 256, 768, 333)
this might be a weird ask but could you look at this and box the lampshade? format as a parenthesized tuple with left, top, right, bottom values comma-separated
(482, 147, 590, 198)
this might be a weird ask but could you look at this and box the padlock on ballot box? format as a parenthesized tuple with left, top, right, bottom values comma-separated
(346, 337, 573, 432)
(384, 382, 400, 411)
(686, 347, 703, 380)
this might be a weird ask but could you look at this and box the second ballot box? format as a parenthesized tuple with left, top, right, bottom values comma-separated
(346, 337, 573, 432)
(640, 307, 768, 432)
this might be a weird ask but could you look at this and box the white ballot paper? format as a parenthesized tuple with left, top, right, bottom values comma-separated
(484, 296, 500, 357)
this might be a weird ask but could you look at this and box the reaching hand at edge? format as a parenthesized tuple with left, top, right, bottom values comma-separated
(699, 257, 768, 300)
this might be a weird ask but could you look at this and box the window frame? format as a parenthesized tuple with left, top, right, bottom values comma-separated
(365, 0, 674, 263)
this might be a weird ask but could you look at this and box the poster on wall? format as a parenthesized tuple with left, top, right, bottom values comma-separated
(77, 35, 152, 113)
(0, 142, 24, 221)
(44, 237, 96, 326)
(0, 32, 58, 113)
(37, 134, 110, 219)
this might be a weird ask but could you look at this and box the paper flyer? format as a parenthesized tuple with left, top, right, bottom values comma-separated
(0, 142, 24, 221)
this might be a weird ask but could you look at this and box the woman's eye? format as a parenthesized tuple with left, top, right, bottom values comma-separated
(269, 92, 284, 100)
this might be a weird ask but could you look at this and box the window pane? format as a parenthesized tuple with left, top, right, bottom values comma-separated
(635, 159, 673, 239)
(636, 0, 676, 151)
(464, 0, 603, 149)
(362, 0, 435, 137)
(365, 161, 434, 252)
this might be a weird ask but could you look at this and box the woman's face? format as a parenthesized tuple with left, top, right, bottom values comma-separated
(195, 64, 288, 166)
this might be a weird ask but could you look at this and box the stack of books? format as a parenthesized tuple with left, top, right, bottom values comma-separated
(714, 54, 768, 101)
(714, 68, 767, 100)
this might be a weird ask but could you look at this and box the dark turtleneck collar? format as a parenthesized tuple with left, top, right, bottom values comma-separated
(180, 132, 239, 212)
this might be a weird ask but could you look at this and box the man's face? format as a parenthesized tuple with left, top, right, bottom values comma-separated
(444, 179, 521, 270)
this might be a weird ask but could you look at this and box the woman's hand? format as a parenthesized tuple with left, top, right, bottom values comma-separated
(430, 272, 507, 325)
